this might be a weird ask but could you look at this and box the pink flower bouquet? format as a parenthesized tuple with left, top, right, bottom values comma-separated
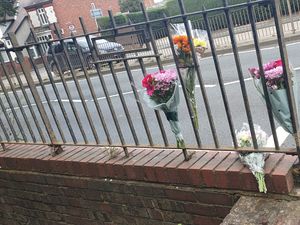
(249, 59, 298, 133)
(249, 59, 285, 90)
(142, 69, 185, 148)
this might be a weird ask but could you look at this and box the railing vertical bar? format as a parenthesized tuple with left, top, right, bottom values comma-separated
(137, 57, 163, 147)
(51, 24, 89, 144)
(0, 79, 19, 141)
(69, 36, 112, 145)
(79, 17, 127, 154)
(65, 34, 103, 144)
(245, 11, 252, 40)
(268, 4, 277, 36)
(5, 44, 46, 143)
(140, 3, 169, 146)
(216, 16, 222, 32)
(46, 44, 80, 144)
(271, 0, 300, 158)
(25, 45, 66, 143)
(107, 10, 153, 146)
(8, 33, 62, 152)
(37, 45, 79, 144)
(123, 59, 155, 146)
(0, 107, 10, 142)
(163, 15, 202, 148)
(0, 57, 30, 142)
(203, 8, 238, 149)
(222, 0, 258, 149)
(108, 62, 140, 145)
(247, 0, 280, 150)
(178, 0, 220, 148)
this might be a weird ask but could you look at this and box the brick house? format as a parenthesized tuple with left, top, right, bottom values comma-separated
(24, 0, 120, 40)
(52, 0, 120, 36)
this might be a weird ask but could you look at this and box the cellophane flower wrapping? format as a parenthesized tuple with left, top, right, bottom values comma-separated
(249, 59, 299, 134)
(236, 123, 268, 193)
(171, 22, 208, 129)
(142, 69, 185, 148)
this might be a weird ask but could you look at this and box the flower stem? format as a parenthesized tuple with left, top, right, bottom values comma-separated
(254, 172, 267, 193)
(176, 138, 185, 149)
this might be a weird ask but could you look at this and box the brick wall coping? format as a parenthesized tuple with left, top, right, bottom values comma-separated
(0, 144, 297, 194)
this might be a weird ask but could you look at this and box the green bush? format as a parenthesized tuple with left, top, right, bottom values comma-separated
(97, 7, 169, 40)
(97, 7, 168, 29)
(97, 14, 128, 30)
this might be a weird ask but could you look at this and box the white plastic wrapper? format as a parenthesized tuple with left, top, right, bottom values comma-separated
(236, 123, 268, 193)
(143, 83, 185, 148)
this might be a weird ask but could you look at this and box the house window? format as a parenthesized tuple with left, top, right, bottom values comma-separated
(5, 40, 12, 47)
(0, 40, 12, 62)
(37, 8, 49, 25)
(37, 34, 52, 54)
(0, 51, 9, 63)
(29, 33, 53, 58)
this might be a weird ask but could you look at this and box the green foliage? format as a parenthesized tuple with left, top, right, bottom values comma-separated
(119, 0, 143, 13)
(0, 0, 17, 22)
(98, 7, 168, 30)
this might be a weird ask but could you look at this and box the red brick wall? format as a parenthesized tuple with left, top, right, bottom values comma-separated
(52, 0, 120, 36)
(0, 145, 297, 224)
(0, 170, 238, 225)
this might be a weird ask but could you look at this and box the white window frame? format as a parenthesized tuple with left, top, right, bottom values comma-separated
(37, 8, 49, 26)
(1, 40, 12, 62)
(29, 33, 53, 58)
(37, 34, 52, 54)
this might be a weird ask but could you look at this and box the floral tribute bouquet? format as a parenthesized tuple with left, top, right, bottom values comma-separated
(236, 123, 268, 193)
(142, 69, 185, 148)
(171, 23, 207, 129)
(249, 59, 298, 134)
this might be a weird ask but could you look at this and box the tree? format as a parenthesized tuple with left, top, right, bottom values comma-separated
(119, 0, 143, 13)
(0, 0, 17, 22)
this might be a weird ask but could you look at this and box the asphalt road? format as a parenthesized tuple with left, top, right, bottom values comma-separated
(1, 41, 300, 149)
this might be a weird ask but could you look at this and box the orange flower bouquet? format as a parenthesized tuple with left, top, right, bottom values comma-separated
(171, 23, 207, 129)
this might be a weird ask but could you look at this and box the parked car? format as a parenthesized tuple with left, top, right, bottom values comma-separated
(46, 36, 124, 74)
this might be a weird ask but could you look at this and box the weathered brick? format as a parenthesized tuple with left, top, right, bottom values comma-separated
(147, 208, 164, 220)
(184, 202, 231, 218)
(201, 152, 230, 187)
(271, 155, 297, 193)
(214, 152, 239, 188)
(189, 151, 218, 186)
(194, 191, 236, 206)
(165, 189, 197, 202)
(156, 199, 185, 212)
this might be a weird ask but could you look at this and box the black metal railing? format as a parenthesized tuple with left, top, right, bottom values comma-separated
(0, 0, 299, 160)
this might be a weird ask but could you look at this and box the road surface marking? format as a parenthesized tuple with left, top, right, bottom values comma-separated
(266, 126, 290, 148)
(294, 67, 300, 71)
(223, 78, 252, 86)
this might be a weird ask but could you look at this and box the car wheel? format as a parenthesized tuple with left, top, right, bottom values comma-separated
(86, 56, 95, 70)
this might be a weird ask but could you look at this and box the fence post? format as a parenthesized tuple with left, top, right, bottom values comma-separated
(7, 32, 63, 156)
(1, 143, 6, 151)
(272, 0, 300, 160)
(286, 0, 296, 33)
